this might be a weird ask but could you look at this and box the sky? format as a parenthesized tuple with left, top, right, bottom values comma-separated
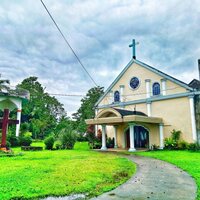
(0, 0, 200, 116)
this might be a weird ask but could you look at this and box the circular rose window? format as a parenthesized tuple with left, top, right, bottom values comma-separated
(129, 77, 140, 90)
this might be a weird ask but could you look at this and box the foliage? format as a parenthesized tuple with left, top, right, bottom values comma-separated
(135, 151, 200, 200)
(58, 128, 77, 149)
(54, 140, 62, 150)
(17, 76, 66, 139)
(7, 131, 19, 147)
(188, 143, 200, 151)
(178, 141, 189, 150)
(86, 126, 102, 149)
(0, 142, 135, 200)
(73, 86, 104, 133)
(19, 133, 32, 146)
(164, 129, 182, 150)
(44, 135, 55, 150)
(107, 137, 114, 148)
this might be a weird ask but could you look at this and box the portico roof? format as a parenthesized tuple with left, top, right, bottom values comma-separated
(85, 108, 163, 125)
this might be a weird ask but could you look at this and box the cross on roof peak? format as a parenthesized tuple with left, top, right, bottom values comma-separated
(129, 39, 139, 59)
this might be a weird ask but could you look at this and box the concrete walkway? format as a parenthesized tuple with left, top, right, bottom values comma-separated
(91, 154, 197, 200)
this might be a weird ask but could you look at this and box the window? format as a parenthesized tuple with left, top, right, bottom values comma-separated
(114, 91, 120, 102)
(130, 77, 140, 90)
(152, 82, 161, 95)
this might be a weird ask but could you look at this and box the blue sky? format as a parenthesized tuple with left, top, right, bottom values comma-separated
(0, 0, 200, 116)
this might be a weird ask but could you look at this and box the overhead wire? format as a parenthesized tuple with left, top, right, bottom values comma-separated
(40, 0, 98, 87)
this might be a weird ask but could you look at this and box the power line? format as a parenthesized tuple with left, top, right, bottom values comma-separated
(40, 0, 98, 87)
(49, 93, 84, 97)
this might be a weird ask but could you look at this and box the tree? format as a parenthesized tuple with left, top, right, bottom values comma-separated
(17, 76, 67, 139)
(73, 86, 104, 133)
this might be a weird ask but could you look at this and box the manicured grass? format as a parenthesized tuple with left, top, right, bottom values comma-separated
(0, 142, 135, 200)
(135, 150, 200, 200)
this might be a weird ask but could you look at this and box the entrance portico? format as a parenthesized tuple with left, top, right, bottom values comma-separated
(86, 108, 163, 151)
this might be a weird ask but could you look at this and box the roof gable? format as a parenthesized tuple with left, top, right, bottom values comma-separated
(95, 59, 194, 106)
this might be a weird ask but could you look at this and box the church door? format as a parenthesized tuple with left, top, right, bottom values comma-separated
(125, 126, 149, 149)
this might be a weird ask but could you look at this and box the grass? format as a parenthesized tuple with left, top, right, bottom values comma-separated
(135, 150, 200, 200)
(0, 142, 136, 200)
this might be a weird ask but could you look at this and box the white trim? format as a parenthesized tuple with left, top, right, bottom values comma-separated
(159, 123, 164, 149)
(145, 79, 151, 98)
(128, 124, 136, 152)
(120, 85, 124, 102)
(113, 125, 118, 148)
(161, 79, 167, 95)
(189, 96, 197, 141)
(147, 102, 151, 117)
(101, 125, 107, 150)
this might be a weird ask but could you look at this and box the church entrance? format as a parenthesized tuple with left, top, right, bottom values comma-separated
(125, 126, 149, 149)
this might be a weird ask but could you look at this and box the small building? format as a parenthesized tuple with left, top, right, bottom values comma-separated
(86, 40, 200, 151)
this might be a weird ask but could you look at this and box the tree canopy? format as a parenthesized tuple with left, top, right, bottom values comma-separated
(73, 86, 104, 133)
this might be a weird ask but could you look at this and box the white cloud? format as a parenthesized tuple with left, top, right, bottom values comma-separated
(0, 0, 200, 116)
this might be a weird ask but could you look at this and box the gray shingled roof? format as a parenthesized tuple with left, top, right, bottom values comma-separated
(113, 108, 147, 117)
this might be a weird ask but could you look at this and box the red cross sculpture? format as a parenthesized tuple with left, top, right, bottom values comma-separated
(0, 109, 19, 149)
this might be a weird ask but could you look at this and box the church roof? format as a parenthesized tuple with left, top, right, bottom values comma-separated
(113, 108, 147, 117)
(188, 79, 200, 90)
(95, 58, 194, 106)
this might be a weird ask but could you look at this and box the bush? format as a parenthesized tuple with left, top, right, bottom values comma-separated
(54, 141, 62, 150)
(188, 143, 200, 151)
(164, 129, 182, 150)
(164, 137, 177, 150)
(178, 141, 189, 150)
(7, 133, 19, 147)
(107, 137, 114, 148)
(44, 136, 55, 150)
(19, 134, 32, 146)
(58, 128, 77, 149)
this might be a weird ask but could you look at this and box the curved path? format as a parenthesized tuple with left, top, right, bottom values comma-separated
(91, 154, 197, 200)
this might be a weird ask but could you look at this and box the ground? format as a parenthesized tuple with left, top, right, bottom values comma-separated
(135, 150, 200, 200)
(0, 142, 135, 200)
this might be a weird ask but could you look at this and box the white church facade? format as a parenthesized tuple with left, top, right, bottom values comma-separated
(86, 41, 200, 151)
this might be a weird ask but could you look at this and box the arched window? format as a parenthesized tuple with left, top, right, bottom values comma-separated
(114, 91, 120, 102)
(152, 82, 161, 95)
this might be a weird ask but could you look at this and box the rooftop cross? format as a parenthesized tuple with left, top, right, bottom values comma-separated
(129, 39, 139, 59)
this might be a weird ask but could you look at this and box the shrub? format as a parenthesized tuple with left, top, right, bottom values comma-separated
(44, 136, 55, 150)
(171, 129, 181, 142)
(107, 137, 114, 148)
(54, 141, 62, 150)
(188, 143, 200, 151)
(164, 129, 182, 150)
(7, 133, 19, 147)
(58, 128, 77, 149)
(178, 141, 189, 150)
(164, 137, 177, 150)
(19, 133, 32, 146)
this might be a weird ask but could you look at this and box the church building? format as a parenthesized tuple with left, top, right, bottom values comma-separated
(86, 40, 200, 151)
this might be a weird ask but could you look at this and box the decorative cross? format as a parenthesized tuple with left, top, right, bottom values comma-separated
(129, 39, 139, 59)
(0, 109, 19, 148)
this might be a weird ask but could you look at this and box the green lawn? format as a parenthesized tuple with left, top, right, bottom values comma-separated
(0, 142, 135, 200)
(135, 150, 200, 200)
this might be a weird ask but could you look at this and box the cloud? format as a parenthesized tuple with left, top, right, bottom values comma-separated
(0, 0, 199, 116)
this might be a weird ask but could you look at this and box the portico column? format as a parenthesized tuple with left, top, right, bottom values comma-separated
(189, 95, 197, 141)
(101, 125, 107, 150)
(159, 123, 164, 149)
(113, 125, 118, 148)
(129, 123, 136, 152)
(16, 103, 22, 137)
(95, 108, 98, 136)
